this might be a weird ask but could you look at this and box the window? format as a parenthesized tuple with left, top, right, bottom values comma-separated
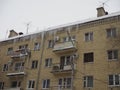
(107, 50, 118, 60)
(11, 81, 21, 88)
(85, 32, 93, 41)
(58, 78, 71, 88)
(84, 76, 93, 88)
(14, 62, 24, 71)
(31, 60, 38, 69)
(48, 40, 54, 48)
(42, 79, 50, 89)
(63, 36, 75, 42)
(45, 58, 52, 67)
(109, 74, 120, 86)
(19, 44, 28, 49)
(7, 47, 13, 55)
(3, 64, 8, 71)
(27, 80, 35, 89)
(34, 43, 40, 50)
(106, 28, 116, 38)
(0, 82, 4, 89)
(84, 52, 94, 63)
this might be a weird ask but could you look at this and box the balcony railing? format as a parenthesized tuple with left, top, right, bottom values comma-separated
(10, 49, 30, 58)
(53, 41, 77, 53)
(7, 67, 26, 77)
(51, 63, 76, 74)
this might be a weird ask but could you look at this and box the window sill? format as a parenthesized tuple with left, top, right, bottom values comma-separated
(108, 85, 120, 87)
(108, 59, 118, 61)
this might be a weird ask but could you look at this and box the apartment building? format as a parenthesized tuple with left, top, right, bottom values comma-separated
(0, 7, 120, 90)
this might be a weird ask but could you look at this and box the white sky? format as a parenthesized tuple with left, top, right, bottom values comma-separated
(0, 0, 120, 40)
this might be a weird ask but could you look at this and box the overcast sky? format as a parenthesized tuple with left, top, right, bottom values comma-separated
(0, 0, 120, 40)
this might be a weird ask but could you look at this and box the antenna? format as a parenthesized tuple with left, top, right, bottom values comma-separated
(5, 29, 8, 39)
(99, 0, 110, 7)
(25, 22, 31, 34)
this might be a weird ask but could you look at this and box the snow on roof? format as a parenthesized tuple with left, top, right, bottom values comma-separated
(0, 11, 120, 42)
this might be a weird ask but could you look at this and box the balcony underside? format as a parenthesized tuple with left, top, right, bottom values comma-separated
(6, 72, 26, 77)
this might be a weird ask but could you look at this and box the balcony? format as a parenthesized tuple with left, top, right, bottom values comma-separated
(10, 49, 30, 59)
(51, 63, 76, 74)
(7, 67, 26, 77)
(53, 41, 77, 53)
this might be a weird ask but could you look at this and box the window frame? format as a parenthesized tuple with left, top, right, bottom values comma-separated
(7, 47, 13, 55)
(11, 81, 21, 88)
(31, 60, 38, 69)
(34, 42, 40, 51)
(2, 64, 8, 72)
(84, 52, 94, 63)
(107, 50, 118, 60)
(27, 80, 35, 89)
(48, 40, 54, 48)
(45, 58, 52, 67)
(85, 32, 93, 42)
(0, 82, 4, 89)
(106, 28, 117, 38)
(42, 79, 50, 89)
(58, 77, 71, 88)
(14, 62, 24, 71)
(109, 74, 120, 86)
(84, 76, 93, 88)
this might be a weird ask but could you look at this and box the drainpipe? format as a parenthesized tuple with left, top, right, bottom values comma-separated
(36, 31, 46, 90)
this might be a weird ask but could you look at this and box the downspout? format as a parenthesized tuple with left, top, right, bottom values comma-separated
(36, 31, 46, 90)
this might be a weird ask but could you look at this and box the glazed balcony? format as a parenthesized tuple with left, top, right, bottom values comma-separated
(53, 41, 77, 53)
(7, 67, 26, 77)
(51, 63, 76, 74)
(10, 49, 30, 59)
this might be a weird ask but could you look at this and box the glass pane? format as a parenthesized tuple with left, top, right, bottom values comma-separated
(115, 75, 119, 85)
(88, 76, 93, 87)
(109, 75, 114, 85)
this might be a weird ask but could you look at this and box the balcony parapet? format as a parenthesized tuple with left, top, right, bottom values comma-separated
(51, 63, 76, 74)
(6, 67, 26, 77)
(9, 48, 30, 58)
(53, 41, 77, 53)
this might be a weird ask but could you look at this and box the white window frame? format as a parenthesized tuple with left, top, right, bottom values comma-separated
(7, 47, 13, 55)
(107, 50, 118, 60)
(109, 74, 120, 86)
(2, 64, 8, 72)
(0, 82, 4, 89)
(84, 76, 93, 88)
(34, 42, 40, 50)
(14, 62, 24, 71)
(11, 81, 21, 88)
(85, 32, 93, 41)
(106, 28, 116, 38)
(58, 77, 71, 88)
(42, 79, 50, 89)
(63, 36, 75, 42)
(48, 40, 54, 48)
(45, 58, 52, 67)
(27, 80, 35, 89)
(31, 60, 38, 69)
